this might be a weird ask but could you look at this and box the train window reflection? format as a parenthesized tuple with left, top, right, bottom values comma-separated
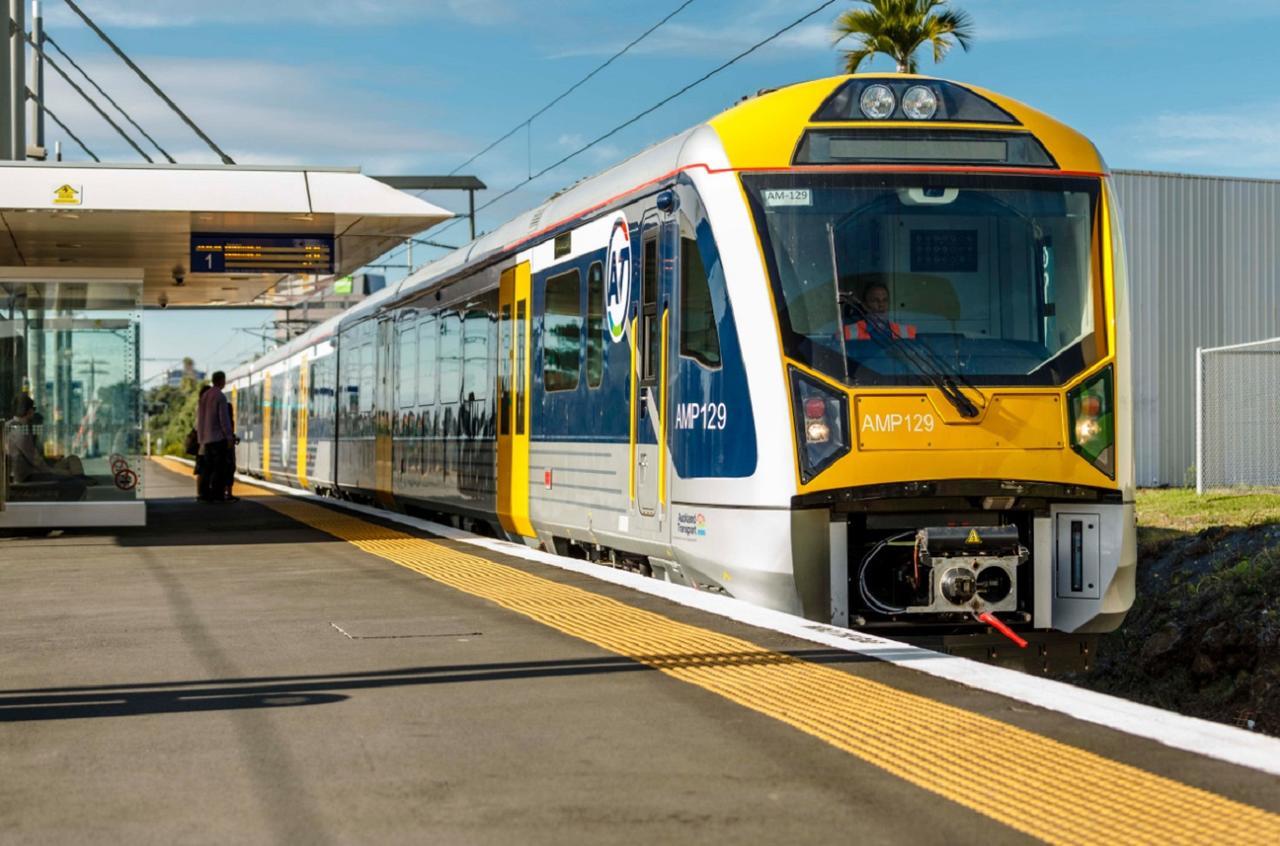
(515, 301, 526, 436)
(398, 323, 417, 408)
(499, 304, 511, 435)
(359, 341, 373, 413)
(439, 313, 462, 403)
(745, 173, 1102, 387)
(680, 237, 721, 368)
(463, 310, 490, 401)
(417, 316, 437, 406)
(543, 269, 581, 392)
(586, 262, 604, 388)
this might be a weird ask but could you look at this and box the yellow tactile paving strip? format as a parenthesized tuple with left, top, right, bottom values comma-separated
(168, 460, 1280, 845)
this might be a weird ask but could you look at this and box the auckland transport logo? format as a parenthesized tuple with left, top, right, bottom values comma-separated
(676, 511, 707, 539)
(605, 214, 631, 343)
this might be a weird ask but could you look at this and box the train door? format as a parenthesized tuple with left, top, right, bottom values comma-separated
(374, 317, 395, 505)
(497, 261, 535, 538)
(631, 211, 672, 530)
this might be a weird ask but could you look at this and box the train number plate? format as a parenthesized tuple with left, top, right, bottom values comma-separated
(855, 394, 1064, 451)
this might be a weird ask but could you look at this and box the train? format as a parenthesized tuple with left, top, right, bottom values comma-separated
(229, 74, 1136, 668)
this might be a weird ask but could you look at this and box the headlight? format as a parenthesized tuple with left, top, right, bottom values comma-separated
(791, 369, 850, 482)
(1068, 366, 1114, 478)
(901, 85, 938, 120)
(859, 84, 896, 120)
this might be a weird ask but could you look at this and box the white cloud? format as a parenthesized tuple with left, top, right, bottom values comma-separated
(548, 20, 834, 62)
(1136, 104, 1280, 171)
(39, 55, 469, 168)
(43, 1, 516, 28)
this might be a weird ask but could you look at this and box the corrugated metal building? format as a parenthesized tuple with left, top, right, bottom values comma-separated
(1110, 170, 1280, 486)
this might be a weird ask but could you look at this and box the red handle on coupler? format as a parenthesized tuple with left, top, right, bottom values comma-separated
(977, 611, 1028, 649)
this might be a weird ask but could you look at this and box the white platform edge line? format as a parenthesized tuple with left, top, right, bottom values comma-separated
(161, 458, 1280, 777)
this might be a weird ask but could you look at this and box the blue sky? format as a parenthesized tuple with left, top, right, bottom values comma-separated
(39, 0, 1279, 383)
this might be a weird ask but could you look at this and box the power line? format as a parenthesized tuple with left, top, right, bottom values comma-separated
(381, 0, 703, 274)
(33, 95, 99, 161)
(447, 0, 701, 177)
(43, 32, 176, 163)
(433, 0, 841, 240)
(60, 0, 236, 165)
(28, 33, 152, 161)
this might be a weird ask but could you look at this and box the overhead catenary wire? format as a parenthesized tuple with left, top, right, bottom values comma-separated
(26, 34, 151, 161)
(429, 0, 842, 244)
(447, 0, 702, 178)
(60, 0, 235, 165)
(43, 32, 176, 163)
(32, 95, 99, 161)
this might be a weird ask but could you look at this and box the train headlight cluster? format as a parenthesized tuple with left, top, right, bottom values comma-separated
(858, 84, 896, 120)
(901, 85, 939, 120)
(791, 369, 850, 483)
(1068, 366, 1115, 478)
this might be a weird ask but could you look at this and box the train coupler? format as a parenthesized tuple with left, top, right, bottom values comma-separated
(904, 525, 1027, 616)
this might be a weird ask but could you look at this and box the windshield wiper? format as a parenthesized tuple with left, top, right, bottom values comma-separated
(826, 223, 984, 419)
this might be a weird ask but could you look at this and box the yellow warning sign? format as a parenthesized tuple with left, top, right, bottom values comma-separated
(53, 184, 82, 206)
(966, 528, 982, 545)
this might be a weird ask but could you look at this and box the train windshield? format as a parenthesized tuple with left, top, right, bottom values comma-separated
(744, 173, 1104, 387)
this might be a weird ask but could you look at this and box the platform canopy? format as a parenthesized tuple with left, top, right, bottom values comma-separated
(0, 162, 452, 307)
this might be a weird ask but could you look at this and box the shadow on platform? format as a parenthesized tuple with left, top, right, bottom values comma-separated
(0, 649, 875, 722)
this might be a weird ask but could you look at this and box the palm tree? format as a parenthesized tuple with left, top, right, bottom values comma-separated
(834, 0, 974, 74)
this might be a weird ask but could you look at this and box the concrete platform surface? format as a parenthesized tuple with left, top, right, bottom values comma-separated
(0, 460, 1277, 845)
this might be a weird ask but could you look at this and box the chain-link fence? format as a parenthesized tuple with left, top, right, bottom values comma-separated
(1196, 337, 1280, 493)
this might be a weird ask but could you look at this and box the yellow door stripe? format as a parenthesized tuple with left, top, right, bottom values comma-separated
(511, 262, 534, 538)
(185, 465, 1280, 846)
(657, 308, 668, 505)
(627, 316, 638, 504)
(296, 361, 309, 490)
(261, 372, 272, 481)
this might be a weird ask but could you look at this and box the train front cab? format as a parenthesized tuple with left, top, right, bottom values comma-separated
(714, 75, 1136, 649)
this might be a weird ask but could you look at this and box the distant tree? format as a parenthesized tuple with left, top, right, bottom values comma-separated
(834, 0, 974, 74)
(145, 381, 203, 456)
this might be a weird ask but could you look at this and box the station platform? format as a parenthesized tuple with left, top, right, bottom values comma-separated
(2, 459, 1279, 844)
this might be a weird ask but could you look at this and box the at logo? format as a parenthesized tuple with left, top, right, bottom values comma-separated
(605, 214, 631, 343)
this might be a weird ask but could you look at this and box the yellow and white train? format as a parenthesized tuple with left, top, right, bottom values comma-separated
(232, 74, 1135, 662)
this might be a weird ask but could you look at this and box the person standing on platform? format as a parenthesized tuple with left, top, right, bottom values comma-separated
(196, 371, 238, 503)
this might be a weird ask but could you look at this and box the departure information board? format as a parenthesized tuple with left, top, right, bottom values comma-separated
(190, 234, 335, 274)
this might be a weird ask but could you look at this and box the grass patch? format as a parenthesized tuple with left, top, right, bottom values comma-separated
(1137, 488, 1280, 532)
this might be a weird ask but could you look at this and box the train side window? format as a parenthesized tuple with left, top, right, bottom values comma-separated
(680, 236, 721, 368)
(586, 261, 604, 388)
(343, 340, 358, 414)
(515, 301, 526, 435)
(543, 268, 581, 392)
(417, 316, 437, 406)
(463, 310, 489, 401)
(359, 342, 374, 414)
(640, 230, 659, 383)
(499, 305, 511, 435)
(398, 324, 418, 408)
(439, 313, 462, 403)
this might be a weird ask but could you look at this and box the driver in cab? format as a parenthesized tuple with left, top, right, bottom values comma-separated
(847, 282, 916, 341)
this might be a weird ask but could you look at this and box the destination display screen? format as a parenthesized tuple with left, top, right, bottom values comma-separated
(190, 234, 334, 274)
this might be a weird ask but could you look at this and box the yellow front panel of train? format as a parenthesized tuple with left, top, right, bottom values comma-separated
(855, 393, 1064, 452)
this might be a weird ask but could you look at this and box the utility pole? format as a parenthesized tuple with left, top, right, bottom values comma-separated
(27, 0, 41, 157)
(8, 0, 22, 160)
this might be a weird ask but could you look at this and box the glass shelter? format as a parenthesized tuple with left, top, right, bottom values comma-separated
(0, 269, 144, 527)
